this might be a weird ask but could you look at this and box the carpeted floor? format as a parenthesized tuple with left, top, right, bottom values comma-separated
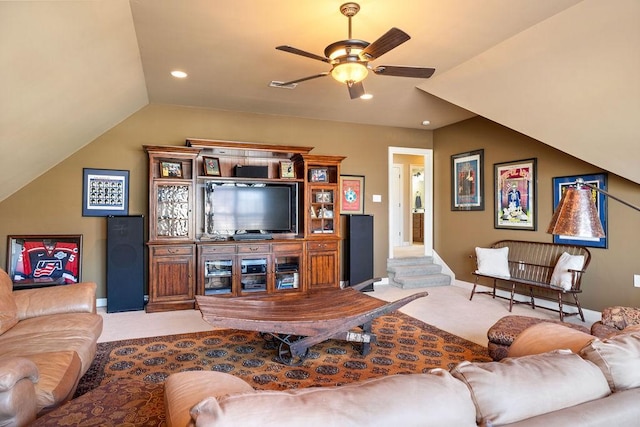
(34, 311, 490, 426)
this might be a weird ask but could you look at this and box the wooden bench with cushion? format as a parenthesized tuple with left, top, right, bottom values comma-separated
(470, 240, 591, 321)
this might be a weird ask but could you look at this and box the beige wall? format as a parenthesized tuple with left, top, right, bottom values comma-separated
(434, 117, 640, 311)
(0, 104, 431, 298)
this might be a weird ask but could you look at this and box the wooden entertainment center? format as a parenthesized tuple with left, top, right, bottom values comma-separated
(144, 139, 345, 312)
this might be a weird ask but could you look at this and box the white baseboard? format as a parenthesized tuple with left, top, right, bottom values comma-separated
(452, 280, 601, 324)
(97, 298, 107, 308)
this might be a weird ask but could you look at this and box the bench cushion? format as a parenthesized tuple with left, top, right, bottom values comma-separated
(475, 247, 510, 278)
(550, 252, 584, 290)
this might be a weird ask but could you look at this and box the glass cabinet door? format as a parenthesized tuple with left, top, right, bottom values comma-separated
(203, 258, 233, 295)
(274, 254, 300, 291)
(155, 183, 192, 239)
(239, 257, 268, 293)
(309, 187, 335, 234)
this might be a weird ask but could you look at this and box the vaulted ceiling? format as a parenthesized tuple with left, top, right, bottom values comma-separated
(1, 0, 638, 202)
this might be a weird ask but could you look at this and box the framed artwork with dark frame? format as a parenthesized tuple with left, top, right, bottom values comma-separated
(339, 175, 365, 215)
(552, 173, 608, 248)
(451, 149, 484, 211)
(82, 168, 129, 217)
(494, 158, 537, 230)
(6, 234, 83, 288)
(203, 157, 221, 176)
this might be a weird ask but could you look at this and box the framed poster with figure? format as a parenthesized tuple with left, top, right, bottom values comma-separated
(494, 158, 537, 230)
(451, 149, 484, 211)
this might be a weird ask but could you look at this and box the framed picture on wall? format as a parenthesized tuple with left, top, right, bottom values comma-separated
(494, 158, 537, 230)
(339, 175, 365, 215)
(451, 149, 484, 211)
(82, 168, 129, 217)
(552, 173, 608, 248)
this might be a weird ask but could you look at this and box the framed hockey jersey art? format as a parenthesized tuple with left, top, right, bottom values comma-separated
(6, 234, 82, 288)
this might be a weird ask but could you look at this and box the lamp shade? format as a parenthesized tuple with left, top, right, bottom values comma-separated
(547, 187, 605, 238)
(331, 62, 368, 83)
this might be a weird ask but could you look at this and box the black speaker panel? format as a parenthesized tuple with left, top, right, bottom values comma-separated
(107, 215, 144, 312)
(344, 215, 374, 291)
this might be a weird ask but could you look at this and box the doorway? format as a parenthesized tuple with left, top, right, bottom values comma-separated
(388, 147, 433, 259)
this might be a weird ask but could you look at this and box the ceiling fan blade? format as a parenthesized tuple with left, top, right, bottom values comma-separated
(373, 66, 436, 78)
(361, 27, 410, 60)
(276, 72, 330, 86)
(276, 45, 330, 63)
(347, 81, 365, 99)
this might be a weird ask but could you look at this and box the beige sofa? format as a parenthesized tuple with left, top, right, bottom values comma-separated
(164, 323, 640, 427)
(0, 268, 103, 427)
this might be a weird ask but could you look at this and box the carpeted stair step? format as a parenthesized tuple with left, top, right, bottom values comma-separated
(387, 256, 434, 267)
(393, 273, 451, 288)
(387, 263, 442, 277)
(386, 256, 451, 289)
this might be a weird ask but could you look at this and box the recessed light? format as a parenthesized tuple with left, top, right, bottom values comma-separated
(360, 93, 373, 100)
(421, 120, 430, 126)
(171, 70, 188, 78)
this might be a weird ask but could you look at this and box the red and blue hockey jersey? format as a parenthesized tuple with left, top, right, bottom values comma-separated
(14, 241, 79, 284)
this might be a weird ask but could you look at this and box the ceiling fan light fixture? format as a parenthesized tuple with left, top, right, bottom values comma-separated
(331, 62, 368, 84)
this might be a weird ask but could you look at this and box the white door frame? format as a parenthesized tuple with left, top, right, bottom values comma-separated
(388, 147, 433, 258)
(391, 164, 404, 247)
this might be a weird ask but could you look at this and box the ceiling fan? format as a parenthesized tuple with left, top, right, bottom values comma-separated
(273, 2, 435, 100)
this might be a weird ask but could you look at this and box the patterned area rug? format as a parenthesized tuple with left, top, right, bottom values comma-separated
(34, 312, 489, 426)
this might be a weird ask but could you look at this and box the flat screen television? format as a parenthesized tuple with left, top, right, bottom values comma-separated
(204, 182, 298, 236)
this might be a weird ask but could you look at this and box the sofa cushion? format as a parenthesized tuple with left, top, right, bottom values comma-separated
(165, 371, 254, 427)
(475, 247, 510, 278)
(450, 350, 610, 426)
(23, 351, 82, 412)
(0, 269, 18, 334)
(190, 371, 477, 427)
(580, 330, 640, 392)
(0, 326, 101, 374)
(549, 252, 584, 290)
(507, 322, 595, 358)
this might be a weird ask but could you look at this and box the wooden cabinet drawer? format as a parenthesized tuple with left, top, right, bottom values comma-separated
(199, 244, 236, 255)
(237, 243, 271, 254)
(272, 241, 304, 253)
(306, 241, 338, 251)
(151, 245, 194, 256)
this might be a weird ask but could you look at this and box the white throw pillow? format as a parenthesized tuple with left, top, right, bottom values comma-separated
(475, 247, 510, 278)
(550, 252, 585, 291)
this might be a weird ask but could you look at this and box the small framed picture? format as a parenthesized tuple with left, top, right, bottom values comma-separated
(280, 161, 295, 179)
(309, 168, 328, 182)
(203, 157, 221, 176)
(160, 161, 183, 178)
(315, 191, 332, 203)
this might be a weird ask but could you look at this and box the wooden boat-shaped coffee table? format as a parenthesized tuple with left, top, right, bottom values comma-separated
(196, 279, 428, 365)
